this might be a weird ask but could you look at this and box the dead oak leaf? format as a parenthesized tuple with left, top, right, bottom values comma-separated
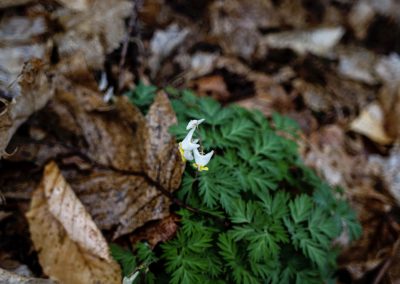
(26, 162, 121, 284)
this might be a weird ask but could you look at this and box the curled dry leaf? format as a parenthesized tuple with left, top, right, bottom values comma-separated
(0, 58, 55, 159)
(350, 102, 393, 145)
(0, 267, 55, 284)
(26, 162, 121, 284)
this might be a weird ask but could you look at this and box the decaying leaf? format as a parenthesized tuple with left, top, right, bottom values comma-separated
(209, 0, 280, 60)
(17, 77, 185, 238)
(350, 102, 393, 145)
(130, 214, 179, 249)
(54, 0, 133, 69)
(26, 162, 121, 284)
(143, 92, 185, 191)
(0, 267, 54, 284)
(0, 58, 55, 159)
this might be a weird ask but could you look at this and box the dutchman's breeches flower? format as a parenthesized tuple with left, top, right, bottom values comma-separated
(193, 148, 214, 171)
(178, 118, 214, 171)
(179, 127, 199, 162)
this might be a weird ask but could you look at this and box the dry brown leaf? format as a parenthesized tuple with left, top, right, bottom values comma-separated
(19, 79, 185, 238)
(0, 59, 55, 159)
(26, 162, 121, 284)
(143, 91, 185, 191)
(209, 0, 280, 60)
(67, 169, 168, 239)
(130, 214, 179, 249)
(54, 0, 133, 69)
(350, 102, 393, 145)
(48, 79, 144, 172)
(190, 75, 230, 102)
(0, 267, 55, 284)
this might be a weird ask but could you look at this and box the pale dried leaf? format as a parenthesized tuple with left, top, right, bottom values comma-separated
(26, 162, 121, 284)
(337, 46, 378, 85)
(0, 268, 54, 284)
(43, 162, 111, 261)
(263, 27, 344, 56)
(149, 24, 190, 77)
(56, 0, 91, 11)
(0, 16, 47, 45)
(350, 102, 393, 145)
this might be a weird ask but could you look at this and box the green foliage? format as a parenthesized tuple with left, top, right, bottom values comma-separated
(110, 242, 158, 284)
(123, 86, 361, 284)
(124, 81, 157, 114)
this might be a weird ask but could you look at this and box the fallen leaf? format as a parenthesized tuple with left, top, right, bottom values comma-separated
(337, 46, 378, 85)
(142, 91, 185, 191)
(209, 0, 280, 60)
(130, 214, 179, 249)
(54, 0, 133, 70)
(67, 169, 169, 239)
(26, 162, 121, 284)
(148, 24, 190, 77)
(190, 75, 230, 102)
(0, 267, 54, 284)
(263, 27, 344, 57)
(350, 102, 393, 145)
(56, 0, 91, 11)
(0, 58, 55, 159)
(16, 79, 185, 238)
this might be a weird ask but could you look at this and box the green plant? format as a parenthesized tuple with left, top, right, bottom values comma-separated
(120, 86, 361, 284)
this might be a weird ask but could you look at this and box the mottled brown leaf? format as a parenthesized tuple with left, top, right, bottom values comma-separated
(67, 169, 170, 239)
(26, 162, 121, 284)
(143, 91, 185, 191)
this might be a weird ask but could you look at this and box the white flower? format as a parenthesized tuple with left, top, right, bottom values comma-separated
(179, 127, 199, 162)
(193, 148, 214, 171)
(186, 119, 205, 130)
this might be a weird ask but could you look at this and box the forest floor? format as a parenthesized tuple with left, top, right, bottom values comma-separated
(1, 0, 400, 283)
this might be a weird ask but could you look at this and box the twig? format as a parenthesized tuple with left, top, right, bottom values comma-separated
(373, 230, 400, 284)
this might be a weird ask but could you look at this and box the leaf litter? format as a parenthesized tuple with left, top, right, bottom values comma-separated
(2, 0, 400, 282)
